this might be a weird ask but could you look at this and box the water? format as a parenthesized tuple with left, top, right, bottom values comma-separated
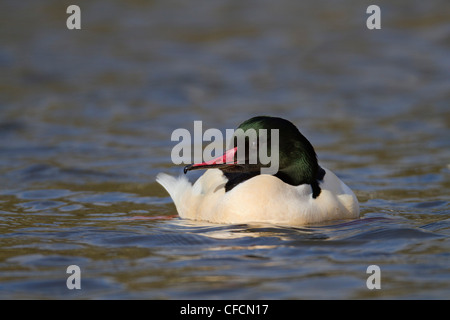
(0, 0, 449, 299)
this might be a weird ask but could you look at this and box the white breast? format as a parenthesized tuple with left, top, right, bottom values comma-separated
(156, 167, 359, 226)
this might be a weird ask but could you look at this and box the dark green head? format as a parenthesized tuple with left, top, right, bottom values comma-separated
(184, 116, 324, 196)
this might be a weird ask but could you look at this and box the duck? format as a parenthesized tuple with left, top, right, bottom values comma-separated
(157, 116, 359, 226)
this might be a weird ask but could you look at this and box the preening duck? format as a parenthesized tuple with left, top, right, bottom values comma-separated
(157, 116, 359, 225)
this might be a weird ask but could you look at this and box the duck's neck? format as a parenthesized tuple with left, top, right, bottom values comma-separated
(224, 171, 260, 192)
(223, 161, 325, 198)
(274, 157, 325, 198)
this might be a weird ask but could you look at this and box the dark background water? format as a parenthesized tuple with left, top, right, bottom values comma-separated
(0, 0, 449, 299)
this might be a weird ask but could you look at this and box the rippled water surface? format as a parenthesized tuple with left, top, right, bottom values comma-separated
(0, 0, 449, 299)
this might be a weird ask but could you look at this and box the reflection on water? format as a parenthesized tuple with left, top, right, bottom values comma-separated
(0, 0, 449, 299)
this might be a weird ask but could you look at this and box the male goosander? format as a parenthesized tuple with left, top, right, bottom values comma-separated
(157, 116, 359, 226)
